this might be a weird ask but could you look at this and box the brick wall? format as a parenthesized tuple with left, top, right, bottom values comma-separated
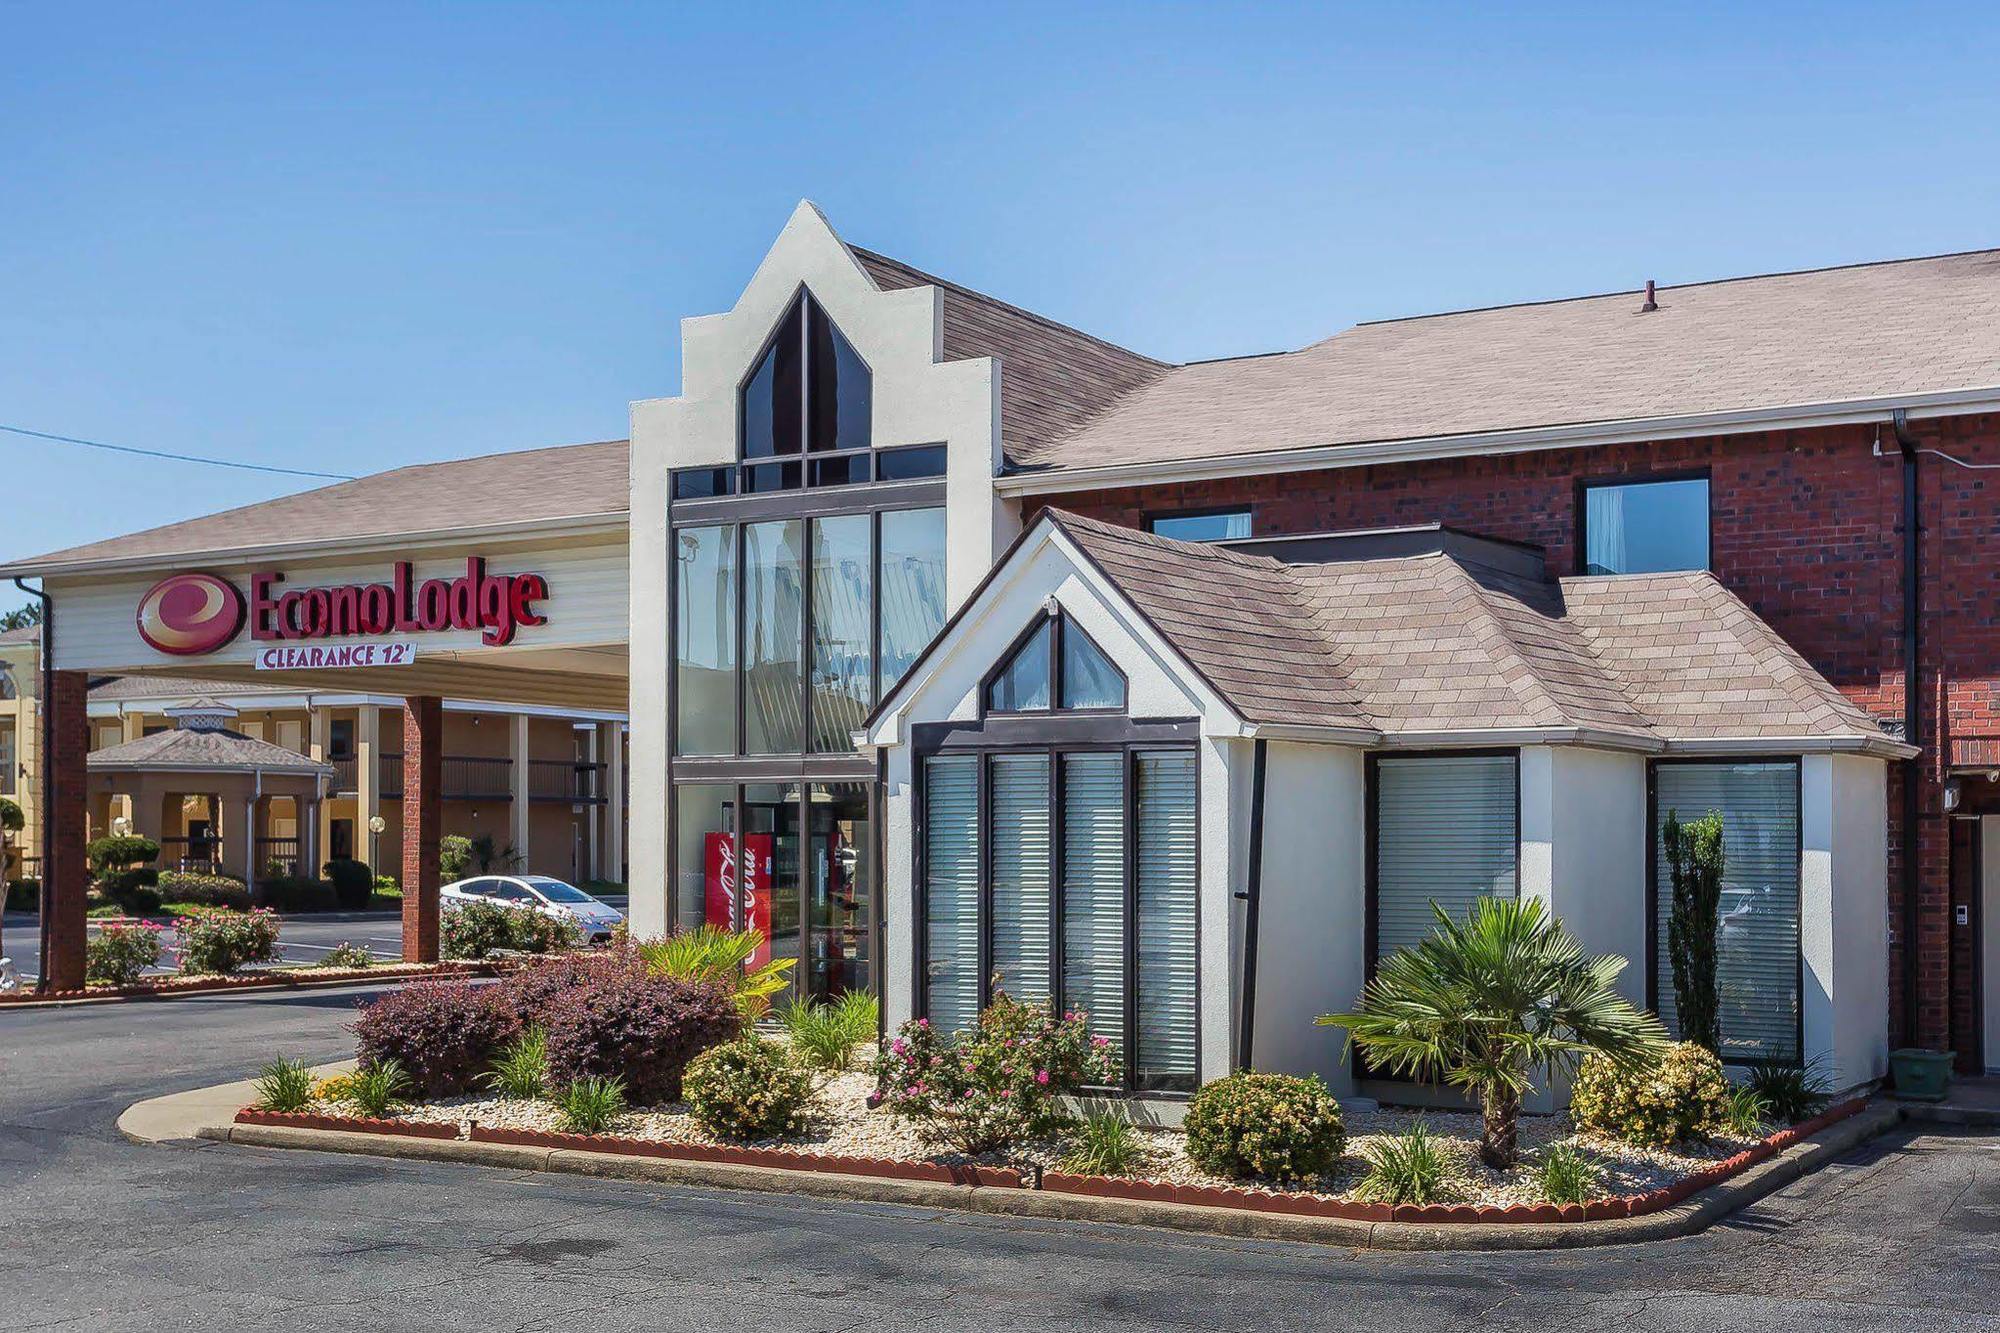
(1024, 412, 2000, 1068)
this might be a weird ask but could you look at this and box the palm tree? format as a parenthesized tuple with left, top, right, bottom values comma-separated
(1319, 896, 1666, 1169)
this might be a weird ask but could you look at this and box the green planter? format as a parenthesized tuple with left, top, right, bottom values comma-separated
(1887, 1047, 1956, 1101)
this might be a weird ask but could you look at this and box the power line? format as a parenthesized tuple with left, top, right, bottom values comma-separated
(0, 423, 357, 481)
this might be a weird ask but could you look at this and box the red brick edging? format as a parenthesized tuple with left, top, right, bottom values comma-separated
(232, 1096, 1867, 1223)
(0, 959, 513, 1005)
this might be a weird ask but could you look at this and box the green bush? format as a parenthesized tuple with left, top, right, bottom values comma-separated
(1537, 1141, 1599, 1205)
(322, 858, 374, 910)
(86, 834, 160, 876)
(5, 878, 38, 912)
(352, 979, 521, 1098)
(873, 995, 1118, 1155)
(778, 990, 878, 1072)
(440, 898, 579, 958)
(1183, 1072, 1347, 1185)
(1746, 1062, 1830, 1125)
(684, 1039, 818, 1140)
(506, 907, 583, 955)
(316, 942, 376, 969)
(86, 921, 165, 985)
(349, 1059, 413, 1118)
(1353, 1121, 1454, 1204)
(175, 908, 281, 975)
(256, 877, 339, 913)
(1061, 1108, 1147, 1176)
(1571, 1041, 1732, 1147)
(158, 871, 252, 910)
(95, 868, 163, 915)
(1723, 1084, 1767, 1136)
(555, 1075, 627, 1135)
(483, 1028, 550, 1100)
(439, 834, 474, 882)
(253, 1057, 316, 1113)
(1663, 809, 1726, 1054)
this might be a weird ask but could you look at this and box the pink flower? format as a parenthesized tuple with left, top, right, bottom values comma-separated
(1035, 1070, 1050, 1085)
(889, 1038, 907, 1056)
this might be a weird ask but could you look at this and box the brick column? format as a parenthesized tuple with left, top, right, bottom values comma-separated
(401, 695, 443, 963)
(42, 670, 89, 992)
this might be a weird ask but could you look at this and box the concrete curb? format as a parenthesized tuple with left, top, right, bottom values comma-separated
(3, 960, 513, 1010)
(137, 1084, 1907, 1250)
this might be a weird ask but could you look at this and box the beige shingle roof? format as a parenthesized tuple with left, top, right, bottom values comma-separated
(86, 726, 334, 776)
(1008, 248, 2000, 473)
(1051, 511, 1900, 751)
(87, 674, 296, 702)
(5, 439, 629, 573)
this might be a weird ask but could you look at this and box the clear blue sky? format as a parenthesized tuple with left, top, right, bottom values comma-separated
(5, 2, 1998, 616)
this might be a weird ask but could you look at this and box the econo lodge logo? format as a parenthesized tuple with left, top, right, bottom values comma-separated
(136, 572, 248, 657)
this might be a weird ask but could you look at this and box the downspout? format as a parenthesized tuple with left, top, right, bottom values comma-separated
(1892, 409, 1923, 1046)
(1234, 738, 1268, 1071)
(12, 577, 51, 994)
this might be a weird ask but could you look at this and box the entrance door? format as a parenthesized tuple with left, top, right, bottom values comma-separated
(1984, 818, 2000, 1073)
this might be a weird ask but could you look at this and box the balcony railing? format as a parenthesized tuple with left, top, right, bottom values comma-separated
(160, 836, 223, 875)
(328, 753, 606, 804)
(256, 837, 302, 877)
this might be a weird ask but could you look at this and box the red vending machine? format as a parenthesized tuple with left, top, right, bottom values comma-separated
(703, 832, 773, 967)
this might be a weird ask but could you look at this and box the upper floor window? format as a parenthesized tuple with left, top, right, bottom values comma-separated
(0, 663, 15, 700)
(984, 611, 1126, 714)
(1147, 508, 1251, 543)
(1581, 475, 1709, 575)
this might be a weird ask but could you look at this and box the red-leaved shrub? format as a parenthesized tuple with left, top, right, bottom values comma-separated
(540, 960, 740, 1104)
(351, 979, 521, 1098)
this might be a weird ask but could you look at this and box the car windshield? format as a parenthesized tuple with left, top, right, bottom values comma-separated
(524, 877, 593, 904)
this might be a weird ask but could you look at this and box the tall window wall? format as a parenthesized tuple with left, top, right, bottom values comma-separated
(668, 286, 949, 1005)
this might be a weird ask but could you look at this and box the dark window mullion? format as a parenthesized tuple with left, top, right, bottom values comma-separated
(733, 522, 747, 756)
(1050, 748, 1066, 1021)
(1122, 743, 1140, 1092)
(801, 515, 815, 758)
(977, 753, 993, 1011)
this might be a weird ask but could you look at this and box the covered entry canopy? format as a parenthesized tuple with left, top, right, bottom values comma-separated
(1, 440, 634, 988)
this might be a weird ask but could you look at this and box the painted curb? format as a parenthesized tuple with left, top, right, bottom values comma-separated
(0, 959, 520, 1009)
(197, 1096, 1898, 1251)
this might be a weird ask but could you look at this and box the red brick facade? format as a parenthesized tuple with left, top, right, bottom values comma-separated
(400, 695, 443, 963)
(41, 670, 91, 991)
(1024, 411, 2000, 1069)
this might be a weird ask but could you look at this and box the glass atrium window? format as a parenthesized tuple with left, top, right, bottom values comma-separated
(1582, 477, 1709, 575)
(1148, 509, 1251, 542)
(738, 292, 873, 488)
(984, 613, 1126, 714)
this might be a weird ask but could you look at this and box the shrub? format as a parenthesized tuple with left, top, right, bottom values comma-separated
(316, 942, 376, 969)
(483, 1028, 550, 1100)
(1183, 1072, 1346, 1184)
(1571, 1041, 1732, 1147)
(440, 899, 520, 959)
(1747, 1061, 1830, 1125)
(253, 1057, 317, 1113)
(96, 869, 163, 915)
(352, 979, 522, 1098)
(1353, 1121, 1454, 1204)
(349, 1059, 413, 1118)
(779, 990, 878, 1072)
(541, 961, 740, 1104)
(439, 834, 474, 882)
(158, 871, 252, 910)
(1538, 1141, 1600, 1206)
(86, 921, 165, 985)
(555, 1076, 627, 1134)
(1061, 1108, 1147, 1176)
(175, 908, 281, 975)
(5, 878, 38, 912)
(873, 994, 1117, 1155)
(634, 925, 797, 1020)
(319, 858, 374, 910)
(684, 1039, 818, 1140)
(312, 1071, 360, 1104)
(1663, 809, 1726, 1054)
(87, 833, 160, 876)
(493, 951, 607, 1016)
(256, 877, 339, 913)
(507, 907, 584, 955)
(1723, 1084, 1767, 1136)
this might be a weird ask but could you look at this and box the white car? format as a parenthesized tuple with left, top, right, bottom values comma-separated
(441, 875, 624, 944)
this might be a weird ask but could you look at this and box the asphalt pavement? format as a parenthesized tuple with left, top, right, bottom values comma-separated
(2, 984, 1997, 1331)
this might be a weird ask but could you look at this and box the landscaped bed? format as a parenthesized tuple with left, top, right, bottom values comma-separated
(238, 915, 1866, 1225)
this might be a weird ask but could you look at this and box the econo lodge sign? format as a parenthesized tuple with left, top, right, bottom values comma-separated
(135, 558, 550, 659)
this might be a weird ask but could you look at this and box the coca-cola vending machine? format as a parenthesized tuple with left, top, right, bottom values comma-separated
(703, 831, 773, 967)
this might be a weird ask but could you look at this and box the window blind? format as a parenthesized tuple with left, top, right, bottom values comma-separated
(923, 756, 981, 1031)
(989, 754, 1053, 1002)
(1062, 753, 1127, 1059)
(1373, 754, 1518, 961)
(1653, 762, 1801, 1064)
(1135, 750, 1198, 1081)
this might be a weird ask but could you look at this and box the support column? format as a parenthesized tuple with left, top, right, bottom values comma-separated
(605, 723, 626, 888)
(401, 696, 442, 962)
(42, 670, 89, 992)
(308, 706, 334, 871)
(237, 795, 258, 893)
(584, 725, 602, 881)
(117, 708, 143, 830)
(510, 713, 531, 873)
(356, 705, 380, 873)
(302, 797, 321, 880)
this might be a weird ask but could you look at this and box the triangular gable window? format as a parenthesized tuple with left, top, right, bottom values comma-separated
(984, 611, 1126, 714)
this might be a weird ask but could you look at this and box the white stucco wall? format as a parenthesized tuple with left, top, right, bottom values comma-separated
(1803, 753, 1890, 1091)
(1244, 740, 1366, 1094)
(626, 202, 1018, 936)
(1520, 745, 1650, 1007)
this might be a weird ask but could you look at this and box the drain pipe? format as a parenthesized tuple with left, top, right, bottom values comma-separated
(1234, 738, 1269, 1071)
(11, 578, 51, 994)
(1892, 410, 1923, 1046)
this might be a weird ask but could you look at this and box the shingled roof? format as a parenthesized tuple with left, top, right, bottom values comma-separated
(1044, 511, 1905, 753)
(85, 726, 335, 776)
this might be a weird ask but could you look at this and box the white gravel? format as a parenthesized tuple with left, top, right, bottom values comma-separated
(337, 1042, 1765, 1206)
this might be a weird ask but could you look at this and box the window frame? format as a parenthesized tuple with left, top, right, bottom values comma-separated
(978, 609, 1129, 719)
(912, 723, 1203, 1095)
(1143, 506, 1255, 543)
(1574, 468, 1713, 577)
(1644, 755, 1805, 1068)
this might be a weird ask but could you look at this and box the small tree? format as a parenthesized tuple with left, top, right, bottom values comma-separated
(1662, 809, 1726, 1055)
(1320, 896, 1666, 1169)
(0, 796, 22, 880)
(86, 834, 161, 877)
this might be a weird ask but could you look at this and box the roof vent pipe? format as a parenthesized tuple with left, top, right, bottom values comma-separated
(1640, 279, 1658, 313)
